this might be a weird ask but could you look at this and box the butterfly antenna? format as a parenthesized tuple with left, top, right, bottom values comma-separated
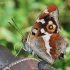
(8, 18, 24, 38)
(9, 22, 23, 37)
(11, 18, 23, 35)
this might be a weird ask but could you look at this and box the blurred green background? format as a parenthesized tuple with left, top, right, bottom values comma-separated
(0, 0, 70, 70)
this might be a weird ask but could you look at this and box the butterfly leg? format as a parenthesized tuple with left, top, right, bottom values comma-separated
(38, 60, 47, 70)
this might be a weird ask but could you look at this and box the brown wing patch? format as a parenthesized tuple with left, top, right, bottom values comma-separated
(49, 34, 59, 59)
(39, 13, 48, 19)
(47, 4, 57, 12)
(33, 22, 40, 28)
(29, 22, 40, 41)
(30, 32, 39, 41)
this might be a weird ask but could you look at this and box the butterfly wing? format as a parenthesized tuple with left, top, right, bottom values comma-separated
(27, 4, 60, 41)
(23, 4, 67, 64)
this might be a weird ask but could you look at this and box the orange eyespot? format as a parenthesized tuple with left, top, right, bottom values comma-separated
(46, 23, 56, 33)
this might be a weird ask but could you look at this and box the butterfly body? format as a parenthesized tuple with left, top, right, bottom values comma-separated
(22, 4, 67, 64)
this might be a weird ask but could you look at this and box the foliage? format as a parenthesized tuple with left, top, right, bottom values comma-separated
(0, 0, 70, 70)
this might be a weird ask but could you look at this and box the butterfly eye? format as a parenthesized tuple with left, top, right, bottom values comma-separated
(46, 21, 56, 33)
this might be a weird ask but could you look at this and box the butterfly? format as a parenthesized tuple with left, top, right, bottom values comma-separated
(22, 4, 67, 66)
